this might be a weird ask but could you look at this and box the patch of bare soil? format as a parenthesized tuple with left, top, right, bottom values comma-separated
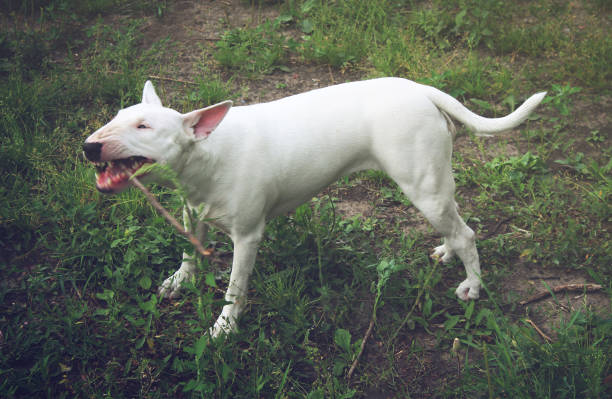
(454, 131, 521, 162)
(140, 0, 361, 105)
(501, 262, 610, 339)
(324, 178, 433, 235)
(549, 95, 612, 170)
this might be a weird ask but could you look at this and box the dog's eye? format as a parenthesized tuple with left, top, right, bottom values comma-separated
(137, 124, 148, 129)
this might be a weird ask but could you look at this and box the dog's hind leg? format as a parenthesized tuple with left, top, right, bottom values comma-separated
(158, 207, 209, 298)
(380, 130, 481, 300)
(403, 179, 481, 300)
(424, 200, 480, 301)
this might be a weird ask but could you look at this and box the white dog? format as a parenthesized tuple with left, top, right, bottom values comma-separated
(83, 78, 545, 337)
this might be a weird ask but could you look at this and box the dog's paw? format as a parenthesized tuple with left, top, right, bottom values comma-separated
(431, 244, 455, 263)
(455, 279, 480, 301)
(210, 315, 237, 338)
(158, 269, 191, 299)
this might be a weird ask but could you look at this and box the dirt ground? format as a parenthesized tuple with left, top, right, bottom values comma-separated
(140, 0, 361, 100)
(130, 0, 609, 394)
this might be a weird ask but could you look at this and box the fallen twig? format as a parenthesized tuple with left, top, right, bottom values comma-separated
(127, 172, 212, 258)
(347, 318, 374, 381)
(390, 260, 439, 343)
(479, 216, 515, 240)
(527, 276, 561, 280)
(347, 259, 431, 381)
(328, 64, 335, 85)
(71, 66, 199, 86)
(147, 74, 197, 85)
(525, 319, 552, 342)
(520, 283, 602, 306)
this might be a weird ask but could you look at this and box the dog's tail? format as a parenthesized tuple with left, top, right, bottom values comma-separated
(423, 85, 546, 136)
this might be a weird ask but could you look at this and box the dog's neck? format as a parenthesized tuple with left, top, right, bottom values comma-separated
(169, 138, 220, 205)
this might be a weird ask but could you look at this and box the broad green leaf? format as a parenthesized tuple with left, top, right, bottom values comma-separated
(138, 275, 152, 290)
(465, 300, 475, 320)
(334, 328, 352, 353)
(205, 272, 217, 288)
(194, 334, 208, 359)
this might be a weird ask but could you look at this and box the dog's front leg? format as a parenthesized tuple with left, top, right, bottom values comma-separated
(158, 207, 208, 298)
(210, 227, 263, 338)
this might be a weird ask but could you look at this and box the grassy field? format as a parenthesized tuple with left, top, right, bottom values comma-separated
(1, 0, 610, 397)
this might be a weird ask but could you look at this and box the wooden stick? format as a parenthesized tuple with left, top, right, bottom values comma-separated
(348, 261, 440, 381)
(72, 67, 199, 86)
(525, 319, 552, 342)
(347, 318, 375, 381)
(147, 74, 197, 85)
(479, 216, 514, 240)
(520, 283, 602, 306)
(128, 173, 212, 258)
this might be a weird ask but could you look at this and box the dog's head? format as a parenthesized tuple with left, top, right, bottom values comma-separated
(83, 81, 232, 193)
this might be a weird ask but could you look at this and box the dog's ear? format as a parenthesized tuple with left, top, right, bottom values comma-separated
(183, 101, 232, 139)
(142, 80, 162, 107)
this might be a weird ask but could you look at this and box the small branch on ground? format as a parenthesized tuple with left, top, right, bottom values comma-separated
(127, 172, 212, 258)
(527, 276, 561, 280)
(347, 318, 375, 381)
(519, 283, 602, 306)
(71, 67, 198, 85)
(479, 216, 514, 240)
(525, 319, 552, 342)
(148, 74, 197, 85)
(328, 65, 335, 85)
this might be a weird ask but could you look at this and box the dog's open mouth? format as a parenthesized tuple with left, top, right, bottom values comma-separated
(93, 156, 154, 193)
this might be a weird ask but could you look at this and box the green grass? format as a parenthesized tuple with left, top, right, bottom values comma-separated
(455, 296, 612, 398)
(1, 0, 611, 397)
(215, 20, 295, 76)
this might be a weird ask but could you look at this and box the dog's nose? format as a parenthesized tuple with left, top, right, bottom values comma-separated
(82, 142, 103, 162)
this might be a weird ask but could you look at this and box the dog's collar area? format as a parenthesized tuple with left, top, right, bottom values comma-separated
(92, 156, 154, 193)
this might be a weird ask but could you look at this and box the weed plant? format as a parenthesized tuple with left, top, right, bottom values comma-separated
(1, 0, 610, 397)
(215, 20, 295, 76)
